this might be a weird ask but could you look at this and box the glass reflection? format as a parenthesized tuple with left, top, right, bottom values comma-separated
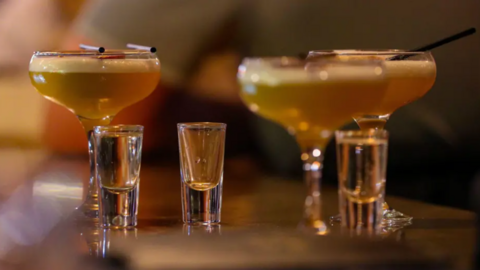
(82, 227, 138, 259)
(183, 224, 222, 236)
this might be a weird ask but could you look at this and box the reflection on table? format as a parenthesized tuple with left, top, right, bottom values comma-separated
(0, 152, 475, 269)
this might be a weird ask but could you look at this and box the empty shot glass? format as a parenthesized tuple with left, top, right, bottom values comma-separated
(94, 125, 143, 229)
(177, 122, 226, 225)
(335, 130, 388, 234)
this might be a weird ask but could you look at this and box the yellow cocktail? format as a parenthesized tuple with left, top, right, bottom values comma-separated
(238, 57, 388, 233)
(308, 51, 437, 129)
(29, 50, 161, 220)
(374, 60, 436, 114)
(241, 80, 389, 148)
(308, 50, 437, 226)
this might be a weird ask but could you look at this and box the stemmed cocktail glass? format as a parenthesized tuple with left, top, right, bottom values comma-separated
(237, 57, 388, 234)
(308, 50, 436, 227)
(29, 50, 161, 221)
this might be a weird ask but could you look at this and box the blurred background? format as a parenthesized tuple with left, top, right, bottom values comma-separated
(0, 0, 479, 210)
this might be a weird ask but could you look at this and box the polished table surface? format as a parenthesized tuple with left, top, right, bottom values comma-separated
(0, 152, 476, 269)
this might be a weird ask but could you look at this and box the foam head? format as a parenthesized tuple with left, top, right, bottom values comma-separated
(29, 57, 160, 73)
(238, 57, 387, 85)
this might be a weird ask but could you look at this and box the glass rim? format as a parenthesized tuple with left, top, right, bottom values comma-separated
(177, 122, 227, 129)
(308, 49, 430, 56)
(241, 56, 301, 63)
(94, 125, 144, 134)
(33, 50, 156, 57)
(239, 56, 384, 68)
(335, 129, 389, 139)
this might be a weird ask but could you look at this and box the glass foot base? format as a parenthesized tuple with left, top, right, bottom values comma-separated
(73, 195, 99, 223)
(382, 209, 412, 227)
(330, 214, 342, 223)
(298, 219, 329, 235)
(330, 209, 413, 229)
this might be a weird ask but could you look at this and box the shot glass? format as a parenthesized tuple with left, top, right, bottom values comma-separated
(177, 122, 226, 225)
(335, 130, 388, 234)
(94, 125, 143, 229)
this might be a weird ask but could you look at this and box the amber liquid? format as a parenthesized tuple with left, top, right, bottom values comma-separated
(240, 80, 388, 148)
(371, 75, 436, 115)
(355, 71, 436, 130)
(317, 56, 437, 119)
(29, 71, 160, 130)
(319, 58, 438, 130)
(178, 128, 225, 191)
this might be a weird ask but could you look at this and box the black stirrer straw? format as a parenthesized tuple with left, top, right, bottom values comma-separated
(388, 27, 476, 60)
(126, 43, 157, 53)
(79, 44, 105, 53)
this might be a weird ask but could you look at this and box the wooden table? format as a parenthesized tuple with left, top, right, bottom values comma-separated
(138, 165, 476, 270)
(0, 154, 476, 269)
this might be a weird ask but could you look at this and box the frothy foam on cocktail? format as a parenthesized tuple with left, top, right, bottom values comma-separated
(238, 60, 386, 85)
(29, 58, 160, 73)
(384, 60, 436, 78)
(309, 53, 436, 79)
(328, 54, 436, 77)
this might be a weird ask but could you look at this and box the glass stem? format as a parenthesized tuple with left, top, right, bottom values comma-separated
(300, 146, 328, 234)
(77, 116, 113, 219)
(355, 118, 389, 210)
(354, 114, 390, 130)
(86, 129, 99, 203)
(354, 117, 412, 225)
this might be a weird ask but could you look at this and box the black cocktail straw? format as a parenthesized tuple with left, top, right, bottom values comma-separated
(126, 43, 157, 53)
(79, 44, 105, 53)
(388, 27, 476, 60)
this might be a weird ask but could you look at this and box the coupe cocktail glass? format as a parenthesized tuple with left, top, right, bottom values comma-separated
(308, 50, 436, 227)
(29, 50, 160, 221)
(237, 57, 388, 234)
